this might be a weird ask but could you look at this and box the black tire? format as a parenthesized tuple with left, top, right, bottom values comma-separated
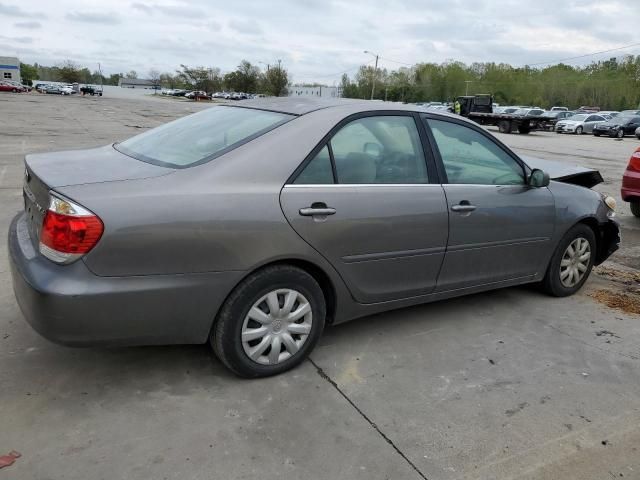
(542, 224, 596, 297)
(498, 120, 511, 134)
(211, 265, 326, 378)
(617, 129, 624, 138)
(636, 134, 640, 140)
(11, 88, 17, 93)
(518, 126, 531, 134)
(631, 200, 640, 218)
(594, 133, 601, 137)
(576, 126, 583, 135)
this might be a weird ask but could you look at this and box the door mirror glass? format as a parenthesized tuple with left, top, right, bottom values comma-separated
(529, 169, 550, 188)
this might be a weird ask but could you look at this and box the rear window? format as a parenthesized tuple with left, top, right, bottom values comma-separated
(115, 106, 293, 168)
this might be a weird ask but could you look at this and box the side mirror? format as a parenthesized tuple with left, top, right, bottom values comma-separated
(529, 168, 550, 188)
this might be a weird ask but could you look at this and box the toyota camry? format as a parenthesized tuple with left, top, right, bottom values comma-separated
(9, 98, 620, 377)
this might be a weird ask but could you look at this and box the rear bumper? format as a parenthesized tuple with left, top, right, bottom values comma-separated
(9, 213, 243, 346)
(622, 170, 640, 202)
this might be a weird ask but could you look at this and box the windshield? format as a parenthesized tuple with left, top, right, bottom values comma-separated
(115, 106, 293, 168)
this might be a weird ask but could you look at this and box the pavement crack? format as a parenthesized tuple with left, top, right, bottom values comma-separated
(308, 357, 429, 480)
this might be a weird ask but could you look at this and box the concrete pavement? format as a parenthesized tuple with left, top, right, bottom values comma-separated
(1, 92, 639, 480)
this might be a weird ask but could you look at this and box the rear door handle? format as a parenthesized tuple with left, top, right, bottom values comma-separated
(451, 202, 476, 213)
(299, 203, 336, 217)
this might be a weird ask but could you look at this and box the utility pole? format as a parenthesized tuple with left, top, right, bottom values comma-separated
(465, 80, 473, 96)
(364, 50, 379, 100)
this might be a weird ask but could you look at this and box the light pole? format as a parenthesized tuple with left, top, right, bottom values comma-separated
(364, 50, 379, 100)
(465, 80, 473, 96)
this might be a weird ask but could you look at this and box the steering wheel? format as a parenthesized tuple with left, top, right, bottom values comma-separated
(493, 173, 521, 185)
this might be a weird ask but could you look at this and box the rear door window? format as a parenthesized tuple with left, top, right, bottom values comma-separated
(329, 116, 429, 184)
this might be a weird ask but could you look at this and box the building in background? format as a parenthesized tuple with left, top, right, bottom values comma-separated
(118, 78, 158, 89)
(289, 85, 342, 98)
(0, 56, 21, 83)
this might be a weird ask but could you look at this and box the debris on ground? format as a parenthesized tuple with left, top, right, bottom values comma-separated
(595, 329, 620, 338)
(0, 451, 21, 469)
(590, 289, 640, 315)
(594, 266, 640, 286)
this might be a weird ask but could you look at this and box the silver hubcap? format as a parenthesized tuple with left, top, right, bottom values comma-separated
(241, 289, 313, 365)
(560, 237, 591, 288)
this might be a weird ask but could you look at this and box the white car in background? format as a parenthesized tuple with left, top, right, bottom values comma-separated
(555, 113, 611, 134)
(60, 85, 74, 95)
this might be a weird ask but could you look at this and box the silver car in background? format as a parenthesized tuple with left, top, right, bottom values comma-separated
(555, 113, 610, 134)
(9, 99, 620, 377)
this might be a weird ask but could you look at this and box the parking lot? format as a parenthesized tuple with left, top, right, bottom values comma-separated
(2, 92, 640, 480)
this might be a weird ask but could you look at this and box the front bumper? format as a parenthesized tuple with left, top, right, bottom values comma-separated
(556, 124, 576, 133)
(9, 213, 243, 346)
(595, 218, 621, 265)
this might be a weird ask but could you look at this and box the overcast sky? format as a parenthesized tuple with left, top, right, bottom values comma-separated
(1, 0, 638, 83)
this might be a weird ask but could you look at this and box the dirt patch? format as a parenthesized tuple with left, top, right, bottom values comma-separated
(594, 266, 640, 286)
(589, 289, 640, 315)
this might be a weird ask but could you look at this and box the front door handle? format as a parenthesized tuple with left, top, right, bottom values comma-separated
(299, 202, 336, 217)
(451, 201, 476, 213)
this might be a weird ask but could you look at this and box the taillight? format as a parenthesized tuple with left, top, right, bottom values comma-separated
(628, 148, 640, 173)
(39, 194, 103, 264)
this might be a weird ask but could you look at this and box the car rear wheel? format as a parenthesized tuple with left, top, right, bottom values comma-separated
(211, 265, 326, 378)
(631, 200, 640, 218)
(542, 224, 596, 297)
(576, 126, 583, 135)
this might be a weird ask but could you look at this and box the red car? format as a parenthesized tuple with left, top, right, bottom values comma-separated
(0, 82, 24, 93)
(622, 146, 640, 217)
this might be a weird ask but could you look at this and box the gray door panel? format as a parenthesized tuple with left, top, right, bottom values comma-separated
(436, 185, 555, 291)
(280, 185, 449, 303)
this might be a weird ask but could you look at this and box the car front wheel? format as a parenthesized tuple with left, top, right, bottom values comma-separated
(631, 200, 640, 218)
(617, 129, 624, 138)
(211, 265, 326, 378)
(576, 126, 583, 135)
(542, 224, 596, 297)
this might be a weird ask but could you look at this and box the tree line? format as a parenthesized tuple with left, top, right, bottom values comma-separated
(19, 59, 289, 96)
(341, 55, 640, 110)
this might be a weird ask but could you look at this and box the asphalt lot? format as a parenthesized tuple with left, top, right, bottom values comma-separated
(1, 92, 640, 480)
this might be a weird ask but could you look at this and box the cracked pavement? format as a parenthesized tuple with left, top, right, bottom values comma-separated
(1, 92, 639, 479)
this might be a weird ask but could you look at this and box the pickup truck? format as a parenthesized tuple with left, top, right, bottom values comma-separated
(80, 85, 103, 96)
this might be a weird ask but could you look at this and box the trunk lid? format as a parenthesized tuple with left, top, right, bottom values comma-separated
(25, 144, 173, 188)
(22, 144, 173, 249)
(521, 155, 604, 188)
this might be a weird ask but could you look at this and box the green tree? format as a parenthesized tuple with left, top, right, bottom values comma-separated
(125, 70, 138, 79)
(19, 63, 37, 85)
(57, 60, 82, 83)
(263, 62, 288, 96)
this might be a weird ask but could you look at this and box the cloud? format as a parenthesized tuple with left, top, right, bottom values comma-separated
(0, 34, 33, 43)
(155, 4, 206, 18)
(0, 2, 46, 18)
(228, 18, 263, 35)
(66, 11, 121, 25)
(13, 20, 42, 29)
(131, 2, 153, 14)
(8, 0, 640, 84)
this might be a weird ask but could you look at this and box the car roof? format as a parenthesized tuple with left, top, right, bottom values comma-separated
(236, 97, 458, 118)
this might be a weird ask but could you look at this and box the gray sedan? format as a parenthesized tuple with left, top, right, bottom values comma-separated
(9, 99, 620, 377)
